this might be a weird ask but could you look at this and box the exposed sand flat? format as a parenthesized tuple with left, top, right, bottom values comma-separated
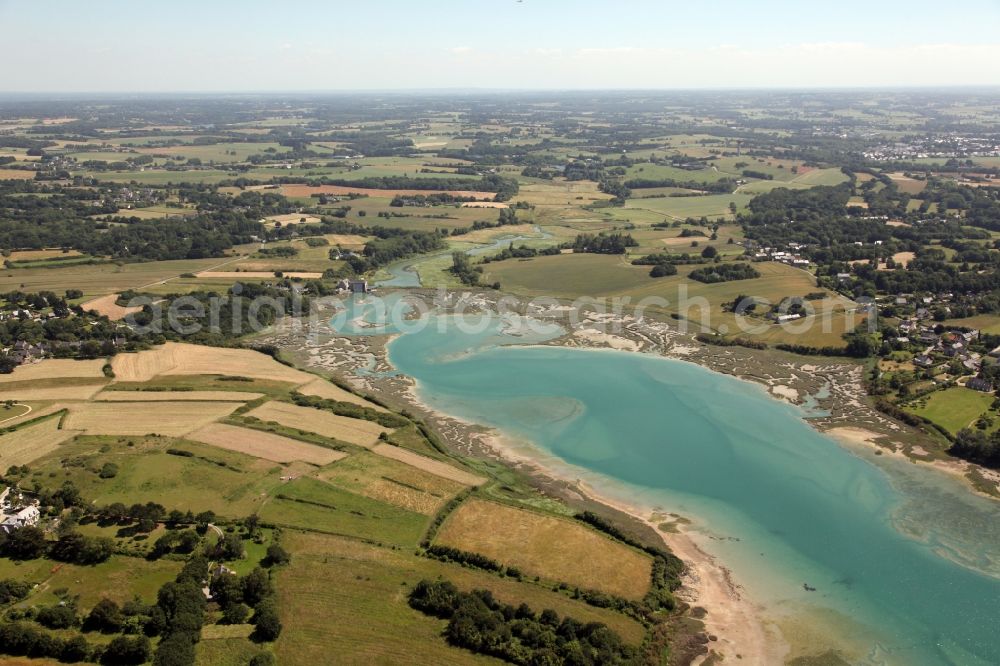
(0, 417, 79, 467)
(370, 443, 485, 486)
(572, 328, 640, 352)
(187, 423, 346, 466)
(0, 359, 106, 383)
(296, 378, 389, 412)
(62, 401, 244, 436)
(195, 271, 323, 280)
(95, 390, 264, 402)
(80, 293, 144, 321)
(111, 342, 315, 384)
(0, 383, 107, 401)
(771, 385, 800, 402)
(247, 401, 388, 448)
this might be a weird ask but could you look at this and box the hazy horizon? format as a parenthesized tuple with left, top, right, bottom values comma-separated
(2, 0, 999, 93)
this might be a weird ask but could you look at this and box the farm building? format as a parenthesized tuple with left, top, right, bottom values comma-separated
(966, 378, 994, 393)
(1, 505, 41, 534)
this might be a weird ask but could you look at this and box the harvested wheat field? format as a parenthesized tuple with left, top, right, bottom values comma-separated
(280, 184, 496, 200)
(370, 443, 485, 486)
(80, 293, 144, 320)
(246, 401, 388, 448)
(0, 168, 36, 180)
(265, 213, 322, 225)
(62, 401, 243, 436)
(111, 342, 314, 384)
(318, 451, 466, 515)
(436, 499, 652, 600)
(186, 423, 346, 466)
(296, 378, 388, 412)
(95, 390, 264, 402)
(321, 234, 368, 248)
(0, 382, 107, 401)
(0, 358, 107, 383)
(0, 416, 79, 467)
(8, 249, 83, 261)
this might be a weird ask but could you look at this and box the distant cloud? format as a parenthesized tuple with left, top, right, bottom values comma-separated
(449, 46, 473, 55)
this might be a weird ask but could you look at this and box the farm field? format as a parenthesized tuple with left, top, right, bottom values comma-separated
(0, 257, 234, 298)
(623, 193, 755, 220)
(0, 554, 181, 610)
(246, 400, 389, 448)
(30, 435, 289, 516)
(435, 498, 653, 599)
(79, 293, 144, 320)
(93, 389, 265, 401)
(0, 358, 106, 382)
(63, 400, 244, 436)
(317, 450, 467, 515)
(943, 314, 1000, 335)
(296, 377, 388, 411)
(905, 386, 995, 435)
(187, 423, 347, 465)
(0, 415, 78, 467)
(258, 477, 427, 547)
(111, 342, 315, 384)
(274, 531, 647, 666)
(371, 443, 486, 486)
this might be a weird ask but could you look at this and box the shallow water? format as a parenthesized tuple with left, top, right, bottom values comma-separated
(335, 309, 1000, 664)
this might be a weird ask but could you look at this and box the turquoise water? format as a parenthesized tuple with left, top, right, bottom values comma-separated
(335, 310, 1000, 664)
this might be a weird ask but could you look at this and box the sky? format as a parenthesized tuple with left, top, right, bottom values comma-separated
(1, 0, 999, 92)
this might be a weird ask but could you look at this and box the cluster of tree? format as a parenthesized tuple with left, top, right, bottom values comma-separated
(256, 245, 298, 258)
(447, 207, 524, 236)
(389, 193, 481, 206)
(424, 545, 504, 573)
(0, 184, 263, 260)
(409, 580, 636, 665)
(566, 233, 637, 255)
(949, 428, 1000, 468)
(314, 174, 518, 200)
(208, 567, 283, 641)
(0, 526, 112, 564)
(630, 253, 679, 277)
(597, 179, 631, 202)
(624, 177, 737, 193)
(481, 243, 561, 264)
(449, 251, 486, 287)
(289, 392, 408, 428)
(345, 229, 447, 273)
(125, 283, 307, 347)
(688, 263, 760, 283)
(149, 555, 209, 665)
(0, 292, 145, 372)
(0, 622, 96, 664)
